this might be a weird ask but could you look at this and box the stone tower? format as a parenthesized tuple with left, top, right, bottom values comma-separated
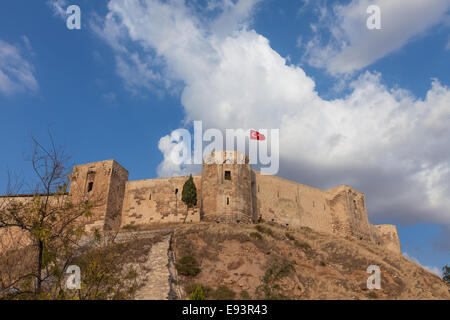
(69, 160, 128, 231)
(200, 150, 253, 223)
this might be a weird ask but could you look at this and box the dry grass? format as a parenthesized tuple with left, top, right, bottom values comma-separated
(171, 222, 450, 300)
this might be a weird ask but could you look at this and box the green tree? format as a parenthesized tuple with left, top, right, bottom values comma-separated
(443, 265, 450, 285)
(189, 285, 204, 300)
(181, 174, 197, 208)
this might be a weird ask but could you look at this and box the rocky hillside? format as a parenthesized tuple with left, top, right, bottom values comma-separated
(74, 221, 448, 300)
(168, 221, 449, 300)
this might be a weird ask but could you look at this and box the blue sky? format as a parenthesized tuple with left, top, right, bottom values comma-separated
(0, 0, 449, 276)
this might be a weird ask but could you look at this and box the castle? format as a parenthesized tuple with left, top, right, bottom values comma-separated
(68, 150, 401, 254)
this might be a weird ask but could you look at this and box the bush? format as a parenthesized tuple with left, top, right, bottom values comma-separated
(285, 232, 295, 241)
(185, 283, 212, 296)
(250, 232, 262, 240)
(294, 240, 311, 251)
(255, 284, 288, 300)
(240, 290, 251, 299)
(255, 225, 274, 237)
(122, 224, 139, 231)
(185, 284, 235, 300)
(257, 259, 296, 299)
(176, 256, 201, 277)
(190, 285, 205, 300)
(263, 259, 295, 284)
(211, 285, 236, 300)
(367, 291, 378, 299)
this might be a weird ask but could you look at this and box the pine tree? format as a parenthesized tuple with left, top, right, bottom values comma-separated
(182, 174, 197, 208)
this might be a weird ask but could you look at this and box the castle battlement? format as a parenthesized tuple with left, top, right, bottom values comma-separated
(64, 151, 401, 254)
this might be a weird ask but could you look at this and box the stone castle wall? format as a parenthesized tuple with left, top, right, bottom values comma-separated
(253, 172, 333, 233)
(0, 195, 42, 252)
(120, 176, 201, 227)
(0, 151, 402, 255)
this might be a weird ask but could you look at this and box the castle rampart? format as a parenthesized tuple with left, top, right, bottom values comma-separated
(121, 175, 202, 227)
(0, 151, 402, 255)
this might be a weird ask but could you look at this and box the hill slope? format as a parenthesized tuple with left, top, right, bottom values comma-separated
(170, 222, 449, 300)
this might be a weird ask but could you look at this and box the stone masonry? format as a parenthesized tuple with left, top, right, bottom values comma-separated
(0, 150, 402, 255)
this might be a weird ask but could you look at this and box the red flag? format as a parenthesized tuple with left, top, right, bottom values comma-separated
(250, 130, 266, 141)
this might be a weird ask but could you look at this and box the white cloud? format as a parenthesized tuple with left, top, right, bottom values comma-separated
(97, 0, 450, 234)
(157, 135, 189, 178)
(47, 0, 69, 18)
(0, 39, 38, 96)
(296, 35, 303, 48)
(303, 0, 450, 74)
(22, 36, 32, 53)
(209, 0, 262, 38)
(403, 252, 442, 277)
(156, 131, 202, 177)
(446, 36, 450, 50)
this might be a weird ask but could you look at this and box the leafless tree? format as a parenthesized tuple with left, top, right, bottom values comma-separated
(0, 135, 99, 298)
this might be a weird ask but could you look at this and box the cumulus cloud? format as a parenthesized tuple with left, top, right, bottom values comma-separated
(403, 252, 442, 277)
(157, 135, 188, 178)
(96, 0, 450, 243)
(156, 131, 201, 178)
(0, 39, 38, 96)
(303, 0, 450, 74)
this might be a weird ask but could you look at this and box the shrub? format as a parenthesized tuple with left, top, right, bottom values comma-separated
(211, 285, 236, 300)
(255, 284, 288, 300)
(122, 224, 139, 231)
(285, 232, 295, 241)
(294, 240, 311, 251)
(185, 283, 212, 297)
(263, 259, 295, 284)
(176, 256, 201, 277)
(367, 291, 378, 299)
(255, 225, 274, 237)
(250, 232, 262, 240)
(240, 290, 251, 300)
(190, 285, 205, 300)
(256, 259, 297, 300)
(186, 284, 236, 300)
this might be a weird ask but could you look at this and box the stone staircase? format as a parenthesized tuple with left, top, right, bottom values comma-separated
(134, 235, 172, 300)
(78, 229, 183, 300)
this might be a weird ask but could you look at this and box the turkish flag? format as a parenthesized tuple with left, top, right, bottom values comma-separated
(250, 130, 266, 141)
